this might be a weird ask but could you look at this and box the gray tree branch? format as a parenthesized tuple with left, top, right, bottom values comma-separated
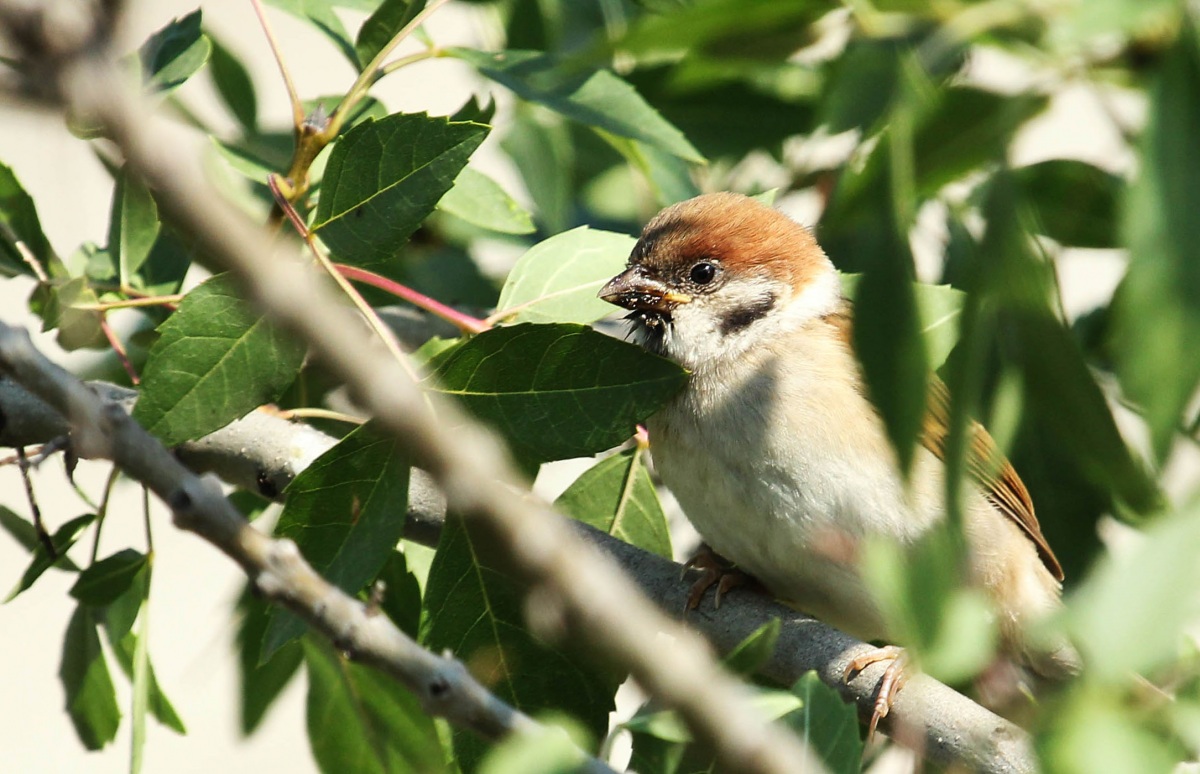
(0, 2, 1040, 772)
(0, 3, 825, 772)
(0, 371, 1038, 773)
(0, 324, 616, 774)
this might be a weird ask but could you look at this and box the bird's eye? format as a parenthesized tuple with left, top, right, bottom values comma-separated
(689, 261, 717, 285)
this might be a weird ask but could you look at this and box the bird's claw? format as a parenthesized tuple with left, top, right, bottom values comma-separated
(843, 645, 908, 741)
(681, 545, 755, 611)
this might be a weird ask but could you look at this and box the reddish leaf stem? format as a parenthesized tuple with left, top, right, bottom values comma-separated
(100, 313, 139, 385)
(334, 264, 490, 335)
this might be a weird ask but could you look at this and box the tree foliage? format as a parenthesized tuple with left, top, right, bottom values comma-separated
(3, 0, 1200, 772)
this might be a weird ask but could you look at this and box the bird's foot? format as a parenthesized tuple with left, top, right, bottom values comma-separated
(843, 645, 909, 741)
(680, 544, 758, 611)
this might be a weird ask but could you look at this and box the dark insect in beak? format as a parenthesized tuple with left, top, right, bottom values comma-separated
(599, 266, 692, 315)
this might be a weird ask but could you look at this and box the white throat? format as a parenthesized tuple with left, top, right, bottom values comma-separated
(654, 263, 842, 372)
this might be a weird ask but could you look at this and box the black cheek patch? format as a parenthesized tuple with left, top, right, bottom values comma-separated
(719, 293, 777, 335)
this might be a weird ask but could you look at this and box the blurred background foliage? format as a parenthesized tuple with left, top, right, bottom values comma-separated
(5, 0, 1200, 771)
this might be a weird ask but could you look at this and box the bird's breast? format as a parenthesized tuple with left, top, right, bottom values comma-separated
(647, 336, 942, 639)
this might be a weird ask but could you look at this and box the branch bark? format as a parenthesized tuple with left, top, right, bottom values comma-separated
(0, 372, 1038, 773)
(0, 324, 616, 774)
(0, 3, 1040, 772)
(0, 4, 824, 773)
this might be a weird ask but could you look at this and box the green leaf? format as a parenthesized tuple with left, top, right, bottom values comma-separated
(723, 619, 781, 677)
(599, 133, 701, 207)
(132, 226, 194, 298)
(133, 273, 306, 447)
(784, 672, 863, 774)
(262, 423, 410, 659)
(209, 37, 258, 130)
(842, 141, 929, 477)
(610, 0, 824, 62)
(311, 113, 488, 271)
(70, 549, 148, 606)
(237, 591, 302, 735)
(210, 137, 280, 182)
(100, 564, 187, 738)
(628, 62, 817, 161)
(625, 688, 801, 773)
(450, 48, 703, 163)
(422, 515, 618, 770)
(6, 513, 95, 602)
(1015, 160, 1121, 248)
(0, 161, 54, 278)
(493, 227, 635, 324)
(839, 274, 964, 370)
(100, 556, 151, 645)
(501, 108, 574, 233)
(1047, 0, 1180, 53)
(0, 505, 80, 568)
(139, 10, 212, 94)
(478, 723, 591, 774)
(355, 0, 425, 68)
(376, 550, 424, 640)
(1069, 502, 1200, 681)
(426, 323, 687, 462)
(108, 169, 160, 287)
(1114, 20, 1200, 463)
(130, 599, 151, 774)
(437, 168, 535, 234)
(107, 629, 187, 736)
(303, 637, 447, 774)
(981, 175, 1160, 516)
(913, 88, 1048, 194)
(554, 446, 672, 559)
(1041, 689, 1177, 774)
(32, 276, 106, 351)
(61, 605, 122, 750)
(820, 38, 905, 135)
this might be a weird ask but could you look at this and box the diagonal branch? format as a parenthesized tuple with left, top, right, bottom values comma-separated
(0, 322, 615, 774)
(0, 375, 1038, 772)
(0, 5, 825, 772)
(0, 4, 1040, 771)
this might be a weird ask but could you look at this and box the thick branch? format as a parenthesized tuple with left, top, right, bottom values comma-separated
(33, 38, 823, 774)
(0, 5, 824, 772)
(0, 4, 1039, 771)
(0, 324, 614, 773)
(0, 364, 1037, 773)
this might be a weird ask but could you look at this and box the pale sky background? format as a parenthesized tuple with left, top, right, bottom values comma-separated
(0, 2, 1191, 773)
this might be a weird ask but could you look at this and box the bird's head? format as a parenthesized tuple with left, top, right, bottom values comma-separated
(600, 192, 840, 369)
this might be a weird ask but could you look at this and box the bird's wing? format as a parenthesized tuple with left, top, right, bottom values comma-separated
(921, 377, 1065, 582)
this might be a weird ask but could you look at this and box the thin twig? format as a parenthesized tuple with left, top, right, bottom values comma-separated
(267, 175, 421, 382)
(99, 313, 139, 384)
(74, 294, 183, 311)
(0, 321, 615, 774)
(275, 407, 365, 425)
(90, 465, 121, 563)
(49, 51, 827, 774)
(15, 446, 55, 558)
(0, 220, 49, 282)
(377, 47, 443, 79)
(0, 373, 1042, 773)
(327, 0, 453, 138)
(249, 0, 304, 128)
(335, 263, 490, 335)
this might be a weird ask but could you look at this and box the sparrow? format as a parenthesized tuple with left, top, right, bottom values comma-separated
(599, 192, 1079, 730)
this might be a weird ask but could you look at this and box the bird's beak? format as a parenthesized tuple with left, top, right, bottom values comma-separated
(599, 266, 692, 313)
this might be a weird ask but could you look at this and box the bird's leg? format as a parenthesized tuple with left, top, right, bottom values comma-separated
(680, 543, 760, 611)
(843, 645, 909, 740)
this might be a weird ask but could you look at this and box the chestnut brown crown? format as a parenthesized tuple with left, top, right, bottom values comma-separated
(633, 192, 827, 289)
(600, 193, 831, 314)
